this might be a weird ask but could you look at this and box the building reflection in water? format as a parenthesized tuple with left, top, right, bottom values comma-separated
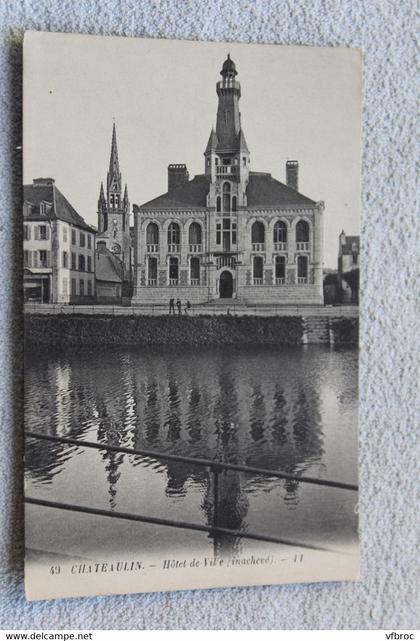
(25, 344, 356, 553)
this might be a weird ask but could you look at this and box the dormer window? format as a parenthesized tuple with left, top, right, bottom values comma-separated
(39, 202, 46, 216)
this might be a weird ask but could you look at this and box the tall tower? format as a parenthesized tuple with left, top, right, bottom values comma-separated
(96, 123, 131, 274)
(205, 55, 250, 212)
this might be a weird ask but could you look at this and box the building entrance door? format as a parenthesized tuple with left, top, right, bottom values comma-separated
(219, 271, 233, 298)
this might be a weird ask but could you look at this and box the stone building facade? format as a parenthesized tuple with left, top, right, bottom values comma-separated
(23, 178, 96, 304)
(338, 230, 360, 303)
(133, 55, 324, 306)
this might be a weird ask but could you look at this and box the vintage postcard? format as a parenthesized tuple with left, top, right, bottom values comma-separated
(23, 32, 362, 600)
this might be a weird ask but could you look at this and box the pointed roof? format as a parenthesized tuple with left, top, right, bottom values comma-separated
(237, 129, 249, 153)
(23, 179, 95, 232)
(109, 122, 120, 176)
(98, 181, 106, 201)
(204, 128, 218, 154)
(123, 184, 129, 202)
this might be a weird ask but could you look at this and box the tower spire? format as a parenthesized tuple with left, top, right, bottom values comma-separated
(107, 122, 121, 194)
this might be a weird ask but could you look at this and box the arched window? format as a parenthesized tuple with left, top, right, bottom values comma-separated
(190, 257, 200, 285)
(275, 255, 286, 284)
(223, 182, 231, 213)
(273, 220, 287, 244)
(167, 222, 180, 247)
(232, 196, 237, 212)
(216, 196, 221, 213)
(296, 220, 310, 243)
(253, 256, 264, 284)
(148, 256, 158, 286)
(169, 256, 179, 284)
(297, 255, 308, 283)
(251, 221, 265, 249)
(188, 222, 202, 247)
(146, 222, 159, 248)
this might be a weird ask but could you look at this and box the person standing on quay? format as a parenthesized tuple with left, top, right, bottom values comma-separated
(176, 298, 182, 315)
(169, 298, 175, 315)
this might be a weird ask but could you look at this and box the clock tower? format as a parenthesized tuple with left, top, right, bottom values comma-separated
(96, 122, 131, 276)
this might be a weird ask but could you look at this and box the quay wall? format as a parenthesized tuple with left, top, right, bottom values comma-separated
(25, 314, 358, 347)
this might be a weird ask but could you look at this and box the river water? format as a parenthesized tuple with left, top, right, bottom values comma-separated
(25, 344, 358, 560)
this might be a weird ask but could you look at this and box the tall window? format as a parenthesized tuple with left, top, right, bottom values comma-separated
(274, 221, 287, 244)
(39, 225, 47, 240)
(62, 251, 68, 268)
(146, 222, 159, 247)
(24, 250, 30, 267)
(253, 256, 264, 284)
(167, 222, 180, 247)
(71, 278, 76, 295)
(79, 279, 85, 296)
(148, 256, 158, 285)
(71, 229, 76, 245)
(169, 257, 179, 284)
(190, 257, 200, 285)
(188, 222, 202, 247)
(71, 252, 76, 270)
(87, 234, 92, 249)
(23, 225, 30, 241)
(78, 255, 86, 272)
(87, 256, 92, 272)
(63, 226, 68, 243)
(296, 220, 309, 243)
(80, 232, 86, 247)
(251, 221, 265, 247)
(39, 250, 48, 267)
(275, 256, 286, 284)
(297, 255, 308, 283)
(232, 196, 237, 212)
(222, 182, 231, 213)
(216, 196, 221, 213)
(87, 280, 92, 296)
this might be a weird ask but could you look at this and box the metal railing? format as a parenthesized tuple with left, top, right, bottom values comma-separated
(25, 431, 357, 551)
(23, 302, 360, 318)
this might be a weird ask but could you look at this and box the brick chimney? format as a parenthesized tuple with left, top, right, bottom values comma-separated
(286, 161, 299, 191)
(33, 177, 55, 186)
(168, 164, 189, 191)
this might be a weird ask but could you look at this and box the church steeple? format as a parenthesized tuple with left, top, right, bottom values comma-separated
(107, 122, 122, 197)
(96, 121, 131, 277)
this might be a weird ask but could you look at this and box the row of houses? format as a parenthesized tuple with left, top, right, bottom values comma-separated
(23, 55, 359, 306)
(22, 173, 359, 305)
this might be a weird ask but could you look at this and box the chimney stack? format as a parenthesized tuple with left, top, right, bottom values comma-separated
(286, 160, 299, 191)
(168, 164, 189, 191)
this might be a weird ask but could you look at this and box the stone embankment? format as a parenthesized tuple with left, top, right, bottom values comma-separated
(25, 314, 358, 346)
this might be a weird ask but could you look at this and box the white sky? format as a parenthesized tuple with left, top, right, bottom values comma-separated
(23, 33, 362, 268)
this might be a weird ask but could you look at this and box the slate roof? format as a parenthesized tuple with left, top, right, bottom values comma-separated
(137, 171, 316, 210)
(138, 174, 210, 210)
(246, 172, 316, 208)
(95, 250, 123, 283)
(23, 179, 95, 232)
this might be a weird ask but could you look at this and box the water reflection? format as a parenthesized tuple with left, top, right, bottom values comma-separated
(25, 344, 358, 552)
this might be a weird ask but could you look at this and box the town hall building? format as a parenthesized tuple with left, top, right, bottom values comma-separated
(133, 55, 324, 305)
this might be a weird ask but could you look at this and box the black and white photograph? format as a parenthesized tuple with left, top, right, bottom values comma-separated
(23, 32, 361, 600)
